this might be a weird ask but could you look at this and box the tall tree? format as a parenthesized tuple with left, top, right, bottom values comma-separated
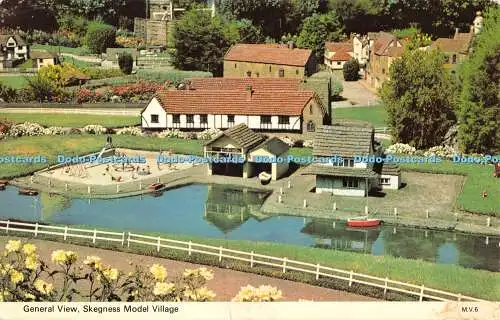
(171, 9, 229, 76)
(296, 12, 343, 61)
(0, 0, 57, 31)
(380, 49, 457, 149)
(329, 0, 386, 34)
(224, 19, 264, 44)
(457, 6, 500, 154)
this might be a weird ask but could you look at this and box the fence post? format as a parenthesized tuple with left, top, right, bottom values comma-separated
(157, 237, 161, 252)
(457, 294, 462, 302)
(384, 277, 388, 296)
(219, 246, 222, 262)
(280, 187, 283, 195)
(349, 270, 353, 287)
(282, 257, 287, 273)
(88, 186, 91, 194)
(278, 195, 282, 203)
(333, 202, 337, 211)
(92, 229, 97, 244)
(139, 182, 142, 191)
(419, 285, 425, 302)
(426, 210, 429, 219)
(394, 208, 398, 218)
(5, 220, 9, 234)
(34, 223, 39, 237)
(127, 232, 131, 248)
(121, 232, 125, 246)
(365, 206, 368, 215)
(63, 226, 68, 241)
(287, 180, 291, 188)
(250, 251, 254, 268)
(303, 199, 307, 208)
(188, 241, 192, 256)
(486, 217, 491, 227)
(157, 177, 160, 183)
(116, 184, 120, 193)
(316, 264, 320, 280)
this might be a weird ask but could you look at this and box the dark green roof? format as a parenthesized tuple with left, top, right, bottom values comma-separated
(302, 164, 379, 178)
(250, 137, 289, 156)
(205, 123, 265, 150)
(313, 124, 374, 157)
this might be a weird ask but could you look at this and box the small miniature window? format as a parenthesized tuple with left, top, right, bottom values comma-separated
(279, 69, 284, 77)
(200, 115, 208, 124)
(227, 115, 235, 123)
(307, 121, 315, 132)
(172, 114, 180, 123)
(246, 71, 252, 77)
(151, 114, 159, 123)
(186, 115, 194, 123)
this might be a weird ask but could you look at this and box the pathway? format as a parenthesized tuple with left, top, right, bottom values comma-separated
(0, 237, 378, 302)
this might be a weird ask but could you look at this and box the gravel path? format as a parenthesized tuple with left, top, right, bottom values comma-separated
(0, 237, 378, 302)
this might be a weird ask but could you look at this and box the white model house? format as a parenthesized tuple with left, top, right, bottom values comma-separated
(324, 42, 353, 71)
(0, 35, 29, 69)
(141, 84, 327, 136)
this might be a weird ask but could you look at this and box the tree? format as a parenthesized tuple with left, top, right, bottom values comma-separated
(25, 74, 57, 102)
(171, 10, 229, 76)
(457, 6, 500, 154)
(329, 0, 385, 34)
(85, 21, 116, 54)
(296, 12, 344, 61)
(118, 53, 134, 74)
(380, 49, 457, 149)
(343, 58, 360, 81)
(224, 19, 264, 44)
(0, 0, 58, 31)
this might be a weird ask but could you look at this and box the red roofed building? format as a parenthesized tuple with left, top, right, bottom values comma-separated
(223, 43, 316, 79)
(365, 32, 404, 89)
(141, 85, 327, 136)
(324, 42, 353, 71)
(187, 77, 301, 91)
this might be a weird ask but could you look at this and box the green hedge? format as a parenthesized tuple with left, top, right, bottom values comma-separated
(85, 21, 116, 54)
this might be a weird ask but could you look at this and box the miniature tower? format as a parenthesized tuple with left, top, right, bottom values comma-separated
(473, 11, 483, 34)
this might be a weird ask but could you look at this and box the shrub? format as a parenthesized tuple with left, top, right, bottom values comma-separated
(43, 127, 65, 135)
(8, 122, 45, 137)
(118, 52, 134, 75)
(196, 128, 220, 140)
(331, 81, 343, 100)
(116, 127, 143, 136)
(183, 132, 198, 140)
(0, 119, 12, 134)
(85, 21, 116, 54)
(158, 129, 185, 139)
(25, 74, 57, 102)
(423, 145, 456, 159)
(343, 58, 360, 81)
(385, 143, 417, 155)
(76, 88, 102, 104)
(0, 82, 18, 102)
(232, 285, 282, 302)
(82, 125, 106, 135)
(80, 67, 123, 80)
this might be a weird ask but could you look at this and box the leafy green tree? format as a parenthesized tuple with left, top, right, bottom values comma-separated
(380, 49, 457, 149)
(171, 10, 228, 76)
(0, 82, 17, 103)
(224, 19, 264, 44)
(0, 0, 58, 31)
(296, 12, 343, 61)
(219, 0, 288, 39)
(329, 0, 385, 34)
(343, 58, 360, 81)
(85, 21, 116, 54)
(118, 53, 134, 75)
(25, 74, 57, 102)
(457, 6, 500, 154)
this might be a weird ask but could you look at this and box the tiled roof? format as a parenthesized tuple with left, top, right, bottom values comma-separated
(430, 36, 472, 54)
(205, 123, 265, 150)
(302, 164, 379, 178)
(386, 46, 404, 57)
(313, 124, 374, 158)
(373, 32, 399, 56)
(374, 162, 401, 176)
(325, 42, 353, 61)
(154, 89, 321, 116)
(250, 137, 289, 156)
(0, 34, 26, 46)
(224, 44, 313, 67)
(187, 78, 301, 91)
(30, 51, 57, 59)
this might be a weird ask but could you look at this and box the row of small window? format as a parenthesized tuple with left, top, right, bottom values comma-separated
(235, 65, 301, 77)
(342, 177, 391, 188)
(150, 115, 291, 124)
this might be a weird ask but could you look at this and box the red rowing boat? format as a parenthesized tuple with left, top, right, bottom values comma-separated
(347, 217, 381, 228)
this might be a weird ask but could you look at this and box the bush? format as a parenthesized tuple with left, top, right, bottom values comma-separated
(0, 82, 18, 102)
(343, 58, 360, 81)
(76, 88, 102, 104)
(58, 15, 88, 39)
(25, 74, 57, 103)
(196, 128, 220, 140)
(183, 132, 198, 140)
(158, 129, 184, 139)
(80, 67, 123, 80)
(118, 52, 134, 75)
(82, 125, 106, 135)
(8, 122, 45, 137)
(331, 81, 343, 100)
(43, 127, 65, 135)
(116, 127, 143, 136)
(423, 145, 456, 159)
(385, 143, 417, 155)
(85, 21, 116, 54)
(0, 119, 12, 134)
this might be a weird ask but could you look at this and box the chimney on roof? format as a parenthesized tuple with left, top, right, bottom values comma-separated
(246, 85, 253, 101)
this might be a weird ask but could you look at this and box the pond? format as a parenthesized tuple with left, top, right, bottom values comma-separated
(0, 184, 498, 272)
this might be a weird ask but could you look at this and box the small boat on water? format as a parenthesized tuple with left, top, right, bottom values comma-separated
(148, 183, 164, 191)
(258, 172, 272, 185)
(347, 216, 382, 228)
(18, 188, 39, 196)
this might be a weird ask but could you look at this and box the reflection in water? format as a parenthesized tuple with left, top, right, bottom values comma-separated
(0, 184, 498, 272)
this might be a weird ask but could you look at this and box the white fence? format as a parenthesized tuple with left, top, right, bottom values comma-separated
(0, 219, 487, 302)
(374, 127, 389, 134)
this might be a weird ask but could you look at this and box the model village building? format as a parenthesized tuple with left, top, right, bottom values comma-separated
(0, 35, 29, 69)
(303, 123, 401, 197)
(324, 42, 353, 71)
(223, 44, 316, 79)
(203, 123, 290, 181)
(141, 78, 327, 136)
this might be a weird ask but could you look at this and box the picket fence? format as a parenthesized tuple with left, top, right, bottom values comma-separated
(0, 219, 486, 303)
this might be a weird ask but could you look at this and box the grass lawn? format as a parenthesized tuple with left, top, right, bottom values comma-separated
(31, 44, 90, 56)
(4, 226, 498, 300)
(0, 75, 29, 89)
(0, 113, 140, 128)
(333, 105, 387, 128)
(400, 162, 500, 216)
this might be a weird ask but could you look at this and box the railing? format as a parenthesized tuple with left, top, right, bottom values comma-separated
(374, 127, 389, 134)
(0, 219, 487, 303)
